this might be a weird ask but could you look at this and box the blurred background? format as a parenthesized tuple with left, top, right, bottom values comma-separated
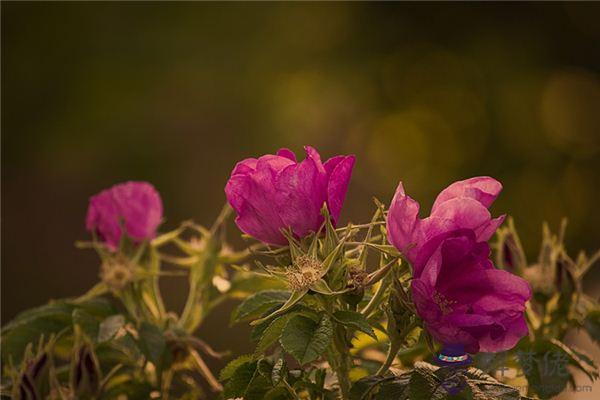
(2, 2, 600, 398)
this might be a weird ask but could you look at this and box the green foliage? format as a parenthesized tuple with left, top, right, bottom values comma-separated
(231, 290, 291, 324)
(280, 315, 334, 365)
(350, 362, 530, 400)
(2, 201, 599, 400)
(333, 310, 377, 339)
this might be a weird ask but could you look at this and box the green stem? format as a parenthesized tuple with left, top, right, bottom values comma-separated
(376, 340, 402, 376)
(318, 295, 352, 399)
(333, 325, 352, 399)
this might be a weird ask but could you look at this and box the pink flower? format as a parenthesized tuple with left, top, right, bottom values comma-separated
(86, 181, 163, 249)
(387, 177, 506, 278)
(225, 146, 355, 245)
(387, 177, 531, 353)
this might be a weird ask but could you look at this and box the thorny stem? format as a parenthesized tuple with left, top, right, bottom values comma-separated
(318, 295, 352, 399)
(333, 324, 352, 399)
(376, 320, 418, 376)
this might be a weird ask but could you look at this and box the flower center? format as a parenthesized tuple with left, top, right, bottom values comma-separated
(287, 255, 322, 291)
(433, 291, 456, 315)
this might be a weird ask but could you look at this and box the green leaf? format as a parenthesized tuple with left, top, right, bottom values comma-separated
(333, 310, 377, 339)
(1, 302, 73, 364)
(222, 359, 273, 400)
(518, 340, 570, 399)
(223, 360, 258, 398)
(250, 289, 308, 326)
(97, 315, 125, 342)
(231, 290, 291, 324)
(72, 309, 100, 340)
(280, 314, 333, 365)
(220, 354, 254, 381)
(254, 314, 294, 357)
(137, 322, 166, 368)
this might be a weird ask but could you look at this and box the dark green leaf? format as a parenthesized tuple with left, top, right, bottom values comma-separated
(1, 302, 73, 364)
(222, 360, 273, 400)
(254, 314, 294, 357)
(220, 354, 254, 381)
(333, 310, 377, 339)
(137, 322, 165, 368)
(280, 314, 333, 365)
(72, 309, 99, 340)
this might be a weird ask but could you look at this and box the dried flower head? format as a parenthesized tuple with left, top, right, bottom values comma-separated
(286, 255, 323, 291)
(348, 265, 368, 289)
(100, 256, 135, 291)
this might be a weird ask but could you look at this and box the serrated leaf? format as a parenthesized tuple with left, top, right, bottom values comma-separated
(223, 360, 257, 398)
(97, 315, 124, 342)
(138, 322, 165, 368)
(333, 310, 377, 339)
(254, 315, 294, 357)
(231, 290, 291, 324)
(220, 354, 254, 381)
(222, 359, 273, 400)
(280, 314, 333, 365)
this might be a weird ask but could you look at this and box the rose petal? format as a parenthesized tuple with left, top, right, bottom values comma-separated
(432, 177, 503, 213)
(325, 155, 355, 223)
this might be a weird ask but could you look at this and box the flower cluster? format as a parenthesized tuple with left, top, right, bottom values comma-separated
(387, 178, 531, 353)
(225, 149, 531, 355)
(6, 144, 598, 400)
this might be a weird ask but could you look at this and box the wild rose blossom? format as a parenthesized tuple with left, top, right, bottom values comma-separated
(225, 146, 355, 245)
(86, 181, 163, 249)
(387, 177, 531, 353)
